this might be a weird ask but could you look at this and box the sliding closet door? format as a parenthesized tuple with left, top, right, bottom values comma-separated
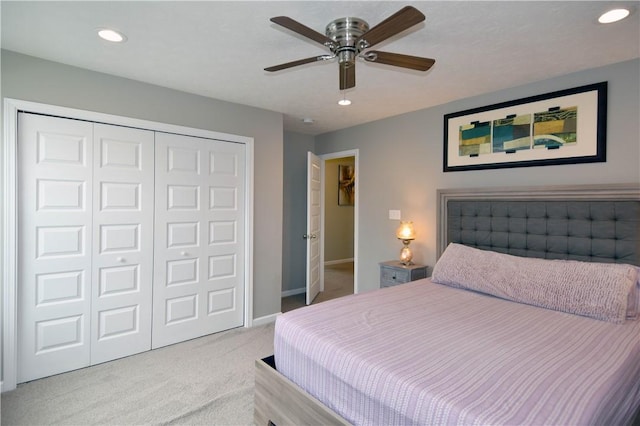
(153, 133, 245, 348)
(91, 124, 154, 363)
(18, 113, 94, 382)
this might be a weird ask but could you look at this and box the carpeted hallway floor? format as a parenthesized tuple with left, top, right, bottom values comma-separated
(281, 261, 354, 312)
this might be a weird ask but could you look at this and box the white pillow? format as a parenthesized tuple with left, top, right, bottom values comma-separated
(432, 243, 638, 324)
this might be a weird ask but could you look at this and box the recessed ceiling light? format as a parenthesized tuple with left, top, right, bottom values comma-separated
(98, 28, 127, 43)
(302, 118, 314, 124)
(338, 99, 352, 106)
(598, 8, 630, 24)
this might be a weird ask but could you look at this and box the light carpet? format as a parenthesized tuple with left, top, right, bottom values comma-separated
(1, 323, 275, 425)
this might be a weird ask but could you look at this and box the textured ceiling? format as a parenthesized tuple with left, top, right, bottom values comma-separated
(2, 1, 639, 135)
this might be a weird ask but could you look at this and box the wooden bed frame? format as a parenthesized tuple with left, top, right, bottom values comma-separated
(254, 356, 349, 425)
(254, 183, 640, 426)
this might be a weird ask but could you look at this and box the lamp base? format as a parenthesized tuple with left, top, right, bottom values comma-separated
(399, 241, 413, 265)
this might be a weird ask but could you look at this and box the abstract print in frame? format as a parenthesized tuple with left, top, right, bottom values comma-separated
(444, 82, 606, 172)
(338, 164, 355, 206)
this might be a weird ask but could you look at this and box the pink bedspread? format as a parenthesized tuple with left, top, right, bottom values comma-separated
(274, 279, 640, 425)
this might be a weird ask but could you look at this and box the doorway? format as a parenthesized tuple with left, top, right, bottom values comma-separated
(281, 149, 358, 312)
(321, 156, 355, 300)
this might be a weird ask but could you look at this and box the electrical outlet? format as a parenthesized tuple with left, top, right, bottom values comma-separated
(389, 210, 401, 220)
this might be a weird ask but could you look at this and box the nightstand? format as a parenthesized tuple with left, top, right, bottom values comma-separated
(379, 261, 428, 288)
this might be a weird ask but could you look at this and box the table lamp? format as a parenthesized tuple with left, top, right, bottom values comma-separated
(396, 221, 416, 265)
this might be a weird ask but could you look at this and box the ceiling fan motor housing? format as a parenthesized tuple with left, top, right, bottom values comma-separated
(326, 17, 369, 66)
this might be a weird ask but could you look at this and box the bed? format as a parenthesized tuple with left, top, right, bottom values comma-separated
(254, 184, 640, 425)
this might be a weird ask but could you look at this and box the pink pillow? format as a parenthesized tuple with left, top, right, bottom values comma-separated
(433, 243, 638, 324)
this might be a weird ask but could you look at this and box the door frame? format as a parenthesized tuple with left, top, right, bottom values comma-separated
(2, 98, 255, 392)
(319, 149, 359, 295)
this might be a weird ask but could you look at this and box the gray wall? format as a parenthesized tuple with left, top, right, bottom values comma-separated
(315, 59, 640, 293)
(282, 132, 314, 293)
(1, 50, 284, 320)
(324, 157, 355, 262)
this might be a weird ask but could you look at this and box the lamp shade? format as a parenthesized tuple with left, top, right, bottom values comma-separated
(396, 221, 416, 241)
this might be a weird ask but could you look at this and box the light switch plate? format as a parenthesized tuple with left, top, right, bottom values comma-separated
(389, 209, 401, 220)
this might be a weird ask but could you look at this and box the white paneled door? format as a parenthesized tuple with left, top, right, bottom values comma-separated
(18, 114, 154, 382)
(153, 133, 245, 348)
(306, 152, 321, 305)
(18, 113, 94, 382)
(91, 124, 154, 364)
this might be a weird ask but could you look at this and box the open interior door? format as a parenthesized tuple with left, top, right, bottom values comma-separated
(305, 152, 322, 305)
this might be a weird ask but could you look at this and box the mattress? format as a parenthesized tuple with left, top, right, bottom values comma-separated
(274, 279, 640, 425)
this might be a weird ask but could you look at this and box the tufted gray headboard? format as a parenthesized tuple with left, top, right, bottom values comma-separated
(437, 184, 640, 266)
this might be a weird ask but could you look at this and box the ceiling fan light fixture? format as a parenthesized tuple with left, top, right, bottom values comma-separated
(338, 98, 352, 106)
(98, 28, 127, 43)
(598, 8, 630, 23)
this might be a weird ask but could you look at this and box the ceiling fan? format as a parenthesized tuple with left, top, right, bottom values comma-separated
(264, 6, 435, 90)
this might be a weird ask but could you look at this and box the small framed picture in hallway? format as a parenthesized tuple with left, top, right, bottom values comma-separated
(338, 164, 355, 206)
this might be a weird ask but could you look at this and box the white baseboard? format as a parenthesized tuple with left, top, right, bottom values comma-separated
(251, 313, 280, 326)
(324, 258, 354, 266)
(281, 287, 305, 298)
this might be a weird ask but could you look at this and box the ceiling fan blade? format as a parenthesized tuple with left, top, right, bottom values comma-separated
(270, 16, 335, 47)
(339, 64, 356, 90)
(265, 55, 331, 72)
(356, 6, 425, 49)
(364, 51, 435, 71)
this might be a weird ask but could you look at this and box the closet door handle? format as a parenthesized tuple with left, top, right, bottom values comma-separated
(181, 251, 188, 256)
(116, 257, 125, 263)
